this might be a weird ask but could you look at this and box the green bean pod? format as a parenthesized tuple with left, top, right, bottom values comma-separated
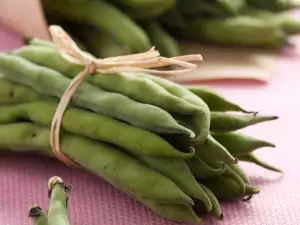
(0, 79, 43, 104)
(12, 46, 199, 117)
(159, 6, 187, 28)
(113, 0, 175, 11)
(229, 164, 251, 184)
(0, 122, 193, 205)
(143, 21, 180, 57)
(137, 73, 211, 142)
(117, 0, 176, 19)
(244, 8, 300, 35)
(75, 25, 131, 58)
(194, 135, 237, 164)
(184, 16, 288, 48)
(193, 184, 223, 220)
(0, 101, 193, 158)
(134, 197, 202, 224)
(47, 177, 70, 225)
(28, 205, 48, 225)
(218, 0, 246, 15)
(246, 0, 300, 12)
(42, 0, 151, 52)
(212, 131, 275, 156)
(187, 156, 226, 179)
(178, 0, 229, 16)
(223, 165, 246, 194)
(201, 175, 260, 201)
(24, 37, 56, 49)
(0, 53, 194, 137)
(187, 86, 253, 113)
(239, 153, 282, 172)
(210, 112, 278, 133)
(137, 156, 212, 211)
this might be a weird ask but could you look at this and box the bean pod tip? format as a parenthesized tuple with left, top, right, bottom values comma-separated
(48, 176, 64, 191)
(28, 204, 42, 218)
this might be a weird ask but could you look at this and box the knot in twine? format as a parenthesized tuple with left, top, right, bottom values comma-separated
(48, 25, 203, 167)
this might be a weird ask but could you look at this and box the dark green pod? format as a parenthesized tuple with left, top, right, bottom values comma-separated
(210, 112, 278, 133)
(194, 135, 237, 164)
(239, 153, 282, 172)
(143, 21, 180, 57)
(136, 156, 213, 211)
(75, 25, 131, 58)
(0, 53, 194, 137)
(201, 175, 259, 201)
(13, 46, 199, 121)
(187, 156, 226, 179)
(184, 16, 288, 48)
(42, 0, 151, 52)
(193, 184, 223, 220)
(247, 0, 300, 12)
(229, 164, 251, 184)
(212, 131, 275, 155)
(0, 122, 194, 205)
(187, 86, 253, 113)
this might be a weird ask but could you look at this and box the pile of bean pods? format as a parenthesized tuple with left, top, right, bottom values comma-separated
(37, 0, 300, 58)
(0, 39, 280, 224)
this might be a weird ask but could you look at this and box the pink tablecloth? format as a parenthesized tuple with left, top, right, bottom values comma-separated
(0, 23, 300, 225)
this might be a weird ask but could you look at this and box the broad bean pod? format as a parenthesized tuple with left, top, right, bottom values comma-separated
(137, 73, 211, 142)
(48, 177, 70, 225)
(210, 112, 278, 133)
(0, 78, 42, 104)
(223, 165, 246, 193)
(194, 135, 237, 164)
(143, 21, 180, 57)
(184, 16, 288, 48)
(212, 131, 275, 156)
(193, 184, 223, 220)
(229, 164, 251, 184)
(0, 101, 193, 158)
(187, 86, 252, 113)
(178, 0, 229, 16)
(136, 156, 212, 211)
(187, 156, 226, 179)
(42, 0, 151, 52)
(133, 196, 202, 224)
(24, 36, 56, 48)
(0, 122, 193, 205)
(247, 0, 300, 12)
(0, 53, 194, 137)
(218, 0, 246, 15)
(239, 153, 282, 172)
(115, 0, 176, 19)
(75, 24, 131, 58)
(13, 46, 199, 117)
(201, 174, 259, 201)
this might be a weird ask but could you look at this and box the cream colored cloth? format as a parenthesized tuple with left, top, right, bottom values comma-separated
(169, 42, 279, 83)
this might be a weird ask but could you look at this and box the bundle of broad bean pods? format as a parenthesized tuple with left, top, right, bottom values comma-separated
(0, 39, 279, 224)
(38, 0, 300, 58)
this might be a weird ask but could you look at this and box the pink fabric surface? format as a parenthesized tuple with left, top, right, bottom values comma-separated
(0, 22, 300, 225)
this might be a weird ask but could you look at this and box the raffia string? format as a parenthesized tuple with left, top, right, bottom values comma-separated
(48, 25, 203, 167)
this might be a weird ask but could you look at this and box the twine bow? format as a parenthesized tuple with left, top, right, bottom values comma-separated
(48, 25, 203, 167)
